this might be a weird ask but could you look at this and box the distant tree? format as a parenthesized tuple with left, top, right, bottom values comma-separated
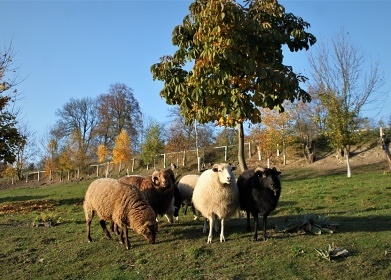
(215, 127, 237, 147)
(260, 105, 295, 165)
(43, 138, 59, 180)
(0, 41, 25, 166)
(52, 97, 98, 168)
(165, 107, 195, 152)
(141, 121, 165, 169)
(58, 147, 76, 180)
(96, 83, 142, 152)
(151, 0, 316, 171)
(308, 30, 384, 177)
(112, 129, 132, 174)
(96, 144, 109, 163)
(165, 106, 215, 154)
(12, 123, 36, 179)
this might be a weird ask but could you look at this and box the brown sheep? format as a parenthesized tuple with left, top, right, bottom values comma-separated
(119, 168, 176, 223)
(83, 178, 158, 249)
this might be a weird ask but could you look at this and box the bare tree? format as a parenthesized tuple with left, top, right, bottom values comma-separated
(308, 29, 385, 176)
(96, 83, 142, 152)
(52, 97, 98, 168)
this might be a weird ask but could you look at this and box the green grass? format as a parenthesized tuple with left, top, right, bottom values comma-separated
(1, 167, 390, 280)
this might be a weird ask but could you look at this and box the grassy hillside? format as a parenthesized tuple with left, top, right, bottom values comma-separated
(0, 159, 390, 279)
(0, 131, 390, 279)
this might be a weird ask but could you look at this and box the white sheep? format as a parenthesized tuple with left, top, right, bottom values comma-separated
(192, 163, 239, 244)
(176, 174, 200, 220)
(83, 178, 158, 249)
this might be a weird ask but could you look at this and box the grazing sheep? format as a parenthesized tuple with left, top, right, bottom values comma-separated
(192, 163, 239, 244)
(83, 178, 158, 250)
(119, 168, 176, 223)
(237, 167, 281, 241)
(175, 174, 200, 220)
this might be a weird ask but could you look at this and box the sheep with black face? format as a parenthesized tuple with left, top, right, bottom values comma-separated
(237, 167, 281, 241)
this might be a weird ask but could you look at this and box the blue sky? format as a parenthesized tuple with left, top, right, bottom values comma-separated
(1, 0, 390, 140)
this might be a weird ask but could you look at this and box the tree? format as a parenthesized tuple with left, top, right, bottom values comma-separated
(215, 127, 237, 147)
(96, 83, 142, 152)
(0, 42, 25, 166)
(52, 97, 98, 168)
(308, 29, 384, 176)
(151, 0, 316, 171)
(96, 144, 109, 163)
(112, 129, 132, 174)
(259, 104, 295, 165)
(141, 121, 165, 169)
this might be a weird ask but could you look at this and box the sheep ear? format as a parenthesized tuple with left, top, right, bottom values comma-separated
(212, 164, 219, 172)
(272, 167, 281, 175)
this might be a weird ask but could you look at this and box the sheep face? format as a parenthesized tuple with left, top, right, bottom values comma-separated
(254, 167, 281, 196)
(152, 169, 175, 189)
(212, 163, 236, 185)
(138, 221, 158, 244)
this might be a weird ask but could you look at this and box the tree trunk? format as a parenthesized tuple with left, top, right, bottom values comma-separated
(237, 122, 248, 171)
(346, 153, 351, 178)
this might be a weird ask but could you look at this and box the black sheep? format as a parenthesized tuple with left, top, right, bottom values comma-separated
(237, 167, 281, 241)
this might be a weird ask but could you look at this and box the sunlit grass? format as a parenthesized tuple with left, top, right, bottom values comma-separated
(0, 167, 390, 279)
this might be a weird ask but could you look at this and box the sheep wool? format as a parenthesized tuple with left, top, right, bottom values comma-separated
(237, 167, 281, 241)
(83, 178, 158, 250)
(119, 168, 176, 223)
(175, 174, 200, 220)
(192, 163, 239, 244)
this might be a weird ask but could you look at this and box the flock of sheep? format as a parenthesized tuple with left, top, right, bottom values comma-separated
(83, 163, 282, 249)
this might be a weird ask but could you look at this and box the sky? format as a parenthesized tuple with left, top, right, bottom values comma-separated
(1, 0, 391, 141)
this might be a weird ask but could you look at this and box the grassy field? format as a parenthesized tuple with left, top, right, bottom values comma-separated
(0, 163, 390, 280)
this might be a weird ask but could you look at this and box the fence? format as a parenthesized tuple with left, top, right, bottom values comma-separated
(19, 142, 255, 183)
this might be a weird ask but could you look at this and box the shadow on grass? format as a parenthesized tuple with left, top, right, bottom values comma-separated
(0, 195, 48, 204)
(158, 212, 391, 245)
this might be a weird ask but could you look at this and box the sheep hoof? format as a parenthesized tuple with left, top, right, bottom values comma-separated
(207, 236, 212, 244)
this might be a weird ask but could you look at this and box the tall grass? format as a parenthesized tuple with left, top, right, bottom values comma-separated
(0, 166, 390, 279)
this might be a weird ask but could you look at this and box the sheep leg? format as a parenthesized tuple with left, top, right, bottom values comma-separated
(110, 221, 120, 235)
(99, 220, 112, 240)
(246, 211, 251, 232)
(220, 218, 226, 242)
(120, 226, 131, 250)
(164, 197, 175, 223)
(262, 214, 268, 241)
(191, 204, 199, 220)
(253, 212, 259, 241)
(86, 219, 93, 242)
(207, 216, 214, 244)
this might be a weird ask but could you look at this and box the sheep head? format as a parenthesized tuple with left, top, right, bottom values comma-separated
(138, 220, 158, 244)
(152, 169, 175, 189)
(254, 167, 281, 196)
(212, 163, 236, 185)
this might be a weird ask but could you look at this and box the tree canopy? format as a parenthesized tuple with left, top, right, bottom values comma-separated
(151, 0, 316, 170)
(0, 42, 25, 165)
